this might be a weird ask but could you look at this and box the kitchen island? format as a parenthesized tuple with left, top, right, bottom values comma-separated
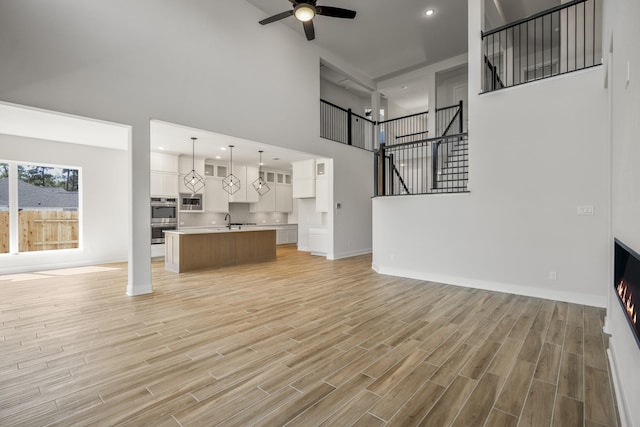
(164, 228, 276, 273)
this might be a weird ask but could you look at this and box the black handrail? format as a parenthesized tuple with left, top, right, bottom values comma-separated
(379, 110, 429, 125)
(482, 0, 587, 37)
(396, 130, 428, 140)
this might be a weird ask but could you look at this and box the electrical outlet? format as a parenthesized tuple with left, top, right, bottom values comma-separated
(549, 271, 557, 281)
(577, 205, 594, 215)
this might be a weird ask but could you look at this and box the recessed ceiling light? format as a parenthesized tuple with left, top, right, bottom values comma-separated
(402, 86, 408, 89)
(215, 155, 221, 159)
(425, 9, 435, 16)
(158, 146, 165, 150)
(220, 147, 227, 151)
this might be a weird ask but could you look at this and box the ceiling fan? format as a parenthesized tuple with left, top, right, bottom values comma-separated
(259, 0, 357, 41)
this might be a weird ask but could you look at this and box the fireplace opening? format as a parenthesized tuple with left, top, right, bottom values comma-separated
(614, 239, 640, 348)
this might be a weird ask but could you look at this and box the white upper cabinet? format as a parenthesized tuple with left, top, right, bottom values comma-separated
(250, 169, 292, 213)
(315, 159, 330, 213)
(292, 159, 316, 199)
(228, 165, 260, 203)
(178, 155, 205, 176)
(150, 152, 179, 196)
(204, 177, 229, 213)
(150, 152, 179, 173)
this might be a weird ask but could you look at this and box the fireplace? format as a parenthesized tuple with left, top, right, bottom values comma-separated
(614, 239, 640, 348)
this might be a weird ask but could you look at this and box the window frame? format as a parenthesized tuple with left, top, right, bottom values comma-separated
(1, 159, 83, 255)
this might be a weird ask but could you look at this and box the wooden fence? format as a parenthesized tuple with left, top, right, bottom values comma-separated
(0, 210, 79, 253)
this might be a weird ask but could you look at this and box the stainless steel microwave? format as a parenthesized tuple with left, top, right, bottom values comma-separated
(179, 193, 203, 211)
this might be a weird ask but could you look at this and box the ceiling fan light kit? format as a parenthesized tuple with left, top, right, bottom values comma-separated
(294, 4, 315, 21)
(259, 0, 357, 41)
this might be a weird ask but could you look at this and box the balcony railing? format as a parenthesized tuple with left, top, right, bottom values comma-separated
(482, 0, 602, 92)
(379, 111, 429, 146)
(320, 100, 376, 150)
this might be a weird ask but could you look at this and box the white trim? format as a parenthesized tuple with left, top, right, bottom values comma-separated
(0, 255, 127, 275)
(371, 265, 607, 307)
(330, 247, 372, 260)
(607, 344, 631, 427)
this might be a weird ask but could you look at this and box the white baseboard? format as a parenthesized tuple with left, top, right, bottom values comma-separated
(330, 247, 372, 260)
(607, 343, 631, 427)
(372, 265, 607, 307)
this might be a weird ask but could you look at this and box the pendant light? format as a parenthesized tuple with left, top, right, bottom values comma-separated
(222, 145, 240, 195)
(183, 137, 205, 194)
(253, 150, 270, 196)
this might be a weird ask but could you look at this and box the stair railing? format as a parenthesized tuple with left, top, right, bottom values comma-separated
(374, 132, 468, 196)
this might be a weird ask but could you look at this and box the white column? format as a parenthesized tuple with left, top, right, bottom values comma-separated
(8, 162, 18, 254)
(127, 120, 152, 296)
(427, 73, 437, 137)
(371, 90, 381, 149)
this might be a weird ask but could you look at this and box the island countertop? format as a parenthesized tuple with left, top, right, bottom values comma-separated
(164, 227, 277, 235)
(164, 228, 276, 273)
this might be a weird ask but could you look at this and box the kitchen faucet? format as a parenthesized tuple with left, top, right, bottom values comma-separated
(224, 213, 231, 229)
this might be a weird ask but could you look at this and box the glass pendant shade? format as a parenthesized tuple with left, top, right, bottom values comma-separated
(184, 137, 205, 194)
(222, 145, 240, 195)
(253, 150, 270, 196)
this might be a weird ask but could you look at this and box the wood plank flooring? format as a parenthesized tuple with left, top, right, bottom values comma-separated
(0, 246, 620, 426)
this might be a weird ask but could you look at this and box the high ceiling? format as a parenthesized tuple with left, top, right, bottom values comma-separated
(245, 0, 560, 114)
(245, 0, 469, 80)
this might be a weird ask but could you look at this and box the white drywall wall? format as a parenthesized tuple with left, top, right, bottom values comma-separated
(604, 0, 640, 424)
(0, 134, 128, 273)
(373, 3, 609, 308)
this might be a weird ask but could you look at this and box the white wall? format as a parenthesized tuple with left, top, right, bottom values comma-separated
(0, 0, 373, 286)
(320, 79, 370, 116)
(0, 134, 128, 273)
(604, 0, 640, 424)
(373, 3, 609, 308)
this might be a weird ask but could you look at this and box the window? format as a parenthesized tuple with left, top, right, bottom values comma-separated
(0, 161, 80, 254)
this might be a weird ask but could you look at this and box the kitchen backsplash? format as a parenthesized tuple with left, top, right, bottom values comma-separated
(179, 203, 290, 228)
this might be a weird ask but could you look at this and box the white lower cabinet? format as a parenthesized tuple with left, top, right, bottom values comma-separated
(204, 177, 229, 212)
(276, 225, 298, 245)
(309, 227, 328, 255)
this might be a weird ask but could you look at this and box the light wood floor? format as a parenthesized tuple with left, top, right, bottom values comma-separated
(0, 246, 619, 426)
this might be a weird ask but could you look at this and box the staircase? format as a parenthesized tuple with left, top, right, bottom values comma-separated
(433, 137, 468, 193)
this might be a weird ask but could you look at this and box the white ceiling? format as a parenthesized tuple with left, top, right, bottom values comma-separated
(245, 0, 469, 81)
(248, 0, 557, 115)
(150, 121, 315, 170)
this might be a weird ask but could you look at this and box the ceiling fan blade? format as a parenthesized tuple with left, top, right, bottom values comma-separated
(303, 20, 315, 40)
(316, 6, 357, 19)
(259, 10, 294, 25)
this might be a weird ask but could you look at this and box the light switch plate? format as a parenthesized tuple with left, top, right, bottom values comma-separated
(577, 205, 594, 215)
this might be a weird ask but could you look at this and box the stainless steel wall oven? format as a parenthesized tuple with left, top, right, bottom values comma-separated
(151, 197, 177, 244)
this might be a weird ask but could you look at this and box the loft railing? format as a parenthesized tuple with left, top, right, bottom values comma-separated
(482, 0, 602, 92)
(375, 133, 469, 196)
(320, 99, 431, 151)
(320, 100, 375, 150)
(379, 111, 429, 146)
